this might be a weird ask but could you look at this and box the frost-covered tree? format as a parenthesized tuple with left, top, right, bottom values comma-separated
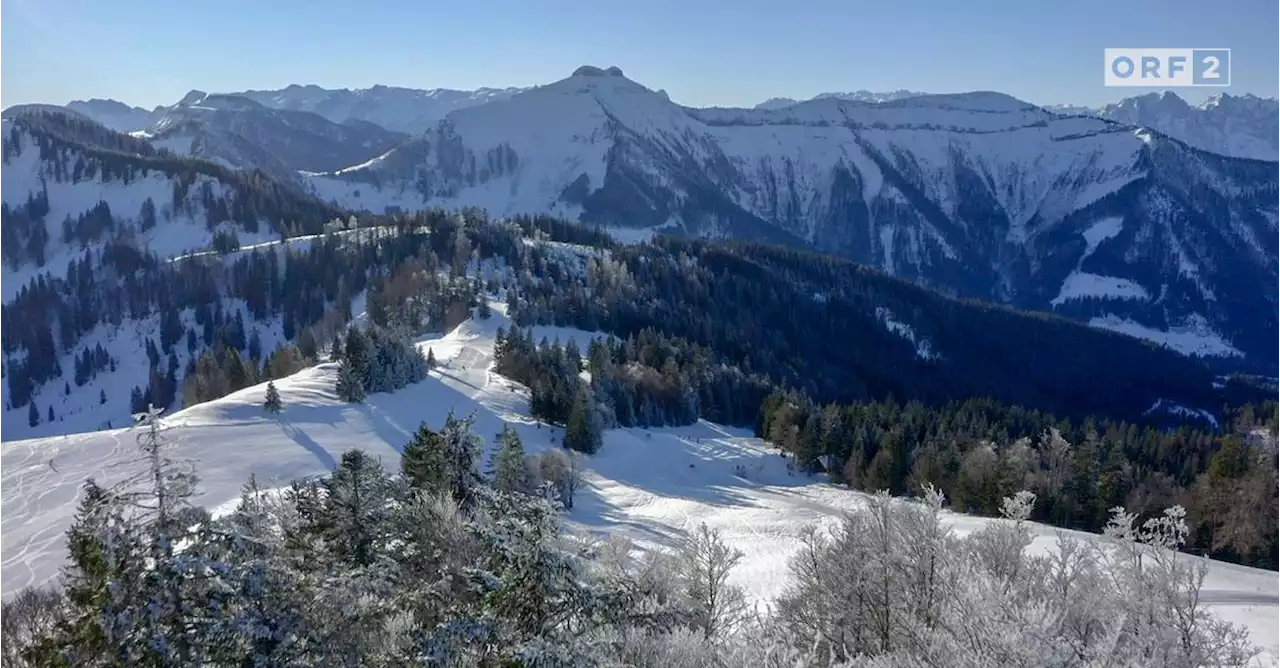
(262, 380, 282, 413)
(678, 523, 748, 639)
(534, 449, 584, 510)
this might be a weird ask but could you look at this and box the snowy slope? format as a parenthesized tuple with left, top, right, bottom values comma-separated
(0, 120, 279, 300)
(3, 305, 1276, 661)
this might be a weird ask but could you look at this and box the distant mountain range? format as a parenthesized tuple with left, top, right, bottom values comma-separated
(755, 90, 928, 110)
(302, 67, 1277, 371)
(5, 69, 1277, 375)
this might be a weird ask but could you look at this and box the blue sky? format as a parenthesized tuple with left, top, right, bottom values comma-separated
(3, 0, 1276, 109)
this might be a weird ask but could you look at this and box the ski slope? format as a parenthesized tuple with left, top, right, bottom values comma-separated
(2, 305, 1276, 663)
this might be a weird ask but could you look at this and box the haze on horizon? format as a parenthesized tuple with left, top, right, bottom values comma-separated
(2, 0, 1277, 111)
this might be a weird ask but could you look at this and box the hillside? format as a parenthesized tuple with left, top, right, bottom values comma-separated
(4, 306, 1276, 660)
(144, 92, 409, 181)
(1, 204, 1252, 445)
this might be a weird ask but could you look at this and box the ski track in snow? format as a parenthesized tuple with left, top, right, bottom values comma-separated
(1, 304, 1275, 662)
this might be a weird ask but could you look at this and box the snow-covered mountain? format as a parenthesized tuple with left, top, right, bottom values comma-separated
(1047, 92, 1279, 161)
(140, 91, 409, 182)
(306, 66, 1279, 372)
(64, 98, 163, 133)
(232, 83, 528, 134)
(755, 89, 927, 110)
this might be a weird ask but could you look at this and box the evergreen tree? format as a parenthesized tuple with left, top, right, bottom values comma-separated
(263, 381, 283, 414)
(335, 362, 365, 403)
(320, 450, 389, 566)
(41, 480, 120, 664)
(564, 387, 602, 454)
(401, 423, 447, 493)
(28, 401, 39, 427)
(99, 389, 106, 405)
(427, 347, 438, 369)
(48, 405, 55, 423)
(490, 425, 532, 494)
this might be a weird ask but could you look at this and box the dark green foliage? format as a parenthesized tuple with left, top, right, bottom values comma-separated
(758, 391, 1279, 568)
(401, 413, 483, 505)
(564, 386, 602, 454)
(334, 361, 365, 403)
(211, 228, 241, 254)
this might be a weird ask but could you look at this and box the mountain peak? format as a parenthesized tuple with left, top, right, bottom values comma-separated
(178, 89, 210, 106)
(571, 65, 626, 78)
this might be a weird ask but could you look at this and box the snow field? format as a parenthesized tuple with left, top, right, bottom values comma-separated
(2, 304, 1275, 661)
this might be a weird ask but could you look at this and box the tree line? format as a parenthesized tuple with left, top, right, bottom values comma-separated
(757, 391, 1279, 569)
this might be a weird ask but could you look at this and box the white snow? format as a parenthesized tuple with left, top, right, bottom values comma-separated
(1051, 272, 1150, 305)
(1089, 313, 1245, 358)
(1, 304, 1274, 659)
(1052, 217, 1151, 306)
(1144, 398, 1220, 428)
(875, 306, 938, 360)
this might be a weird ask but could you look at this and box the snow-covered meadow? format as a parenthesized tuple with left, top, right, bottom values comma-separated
(2, 305, 1276, 662)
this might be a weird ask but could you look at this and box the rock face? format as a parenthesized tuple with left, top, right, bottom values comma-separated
(306, 69, 1278, 372)
(1048, 92, 1280, 161)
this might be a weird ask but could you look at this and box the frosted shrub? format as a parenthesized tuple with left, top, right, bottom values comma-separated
(771, 488, 1260, 668)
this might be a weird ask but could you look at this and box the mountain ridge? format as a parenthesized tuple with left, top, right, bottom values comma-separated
(302, 67, 1277, 373)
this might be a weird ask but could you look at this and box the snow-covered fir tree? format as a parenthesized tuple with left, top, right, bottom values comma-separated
(262, 381, 282, 413)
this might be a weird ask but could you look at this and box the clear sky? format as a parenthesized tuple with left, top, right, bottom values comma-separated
(3, 0, 1276, 110)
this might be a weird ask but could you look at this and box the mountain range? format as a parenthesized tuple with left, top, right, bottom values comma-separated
(304, 66, 1278, 371)
(4, 67, 1277, 380)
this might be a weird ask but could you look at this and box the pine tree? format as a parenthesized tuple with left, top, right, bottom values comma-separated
(28, 401, 39, 427)
(491, 425, 532, 494)
(99, 389, 107, 405)
(402, 423, 447, 493)
(564, 387, 602, 454)
(43, 480, 120, 664)
(335, 362, 365, 403)
(439, 413, 484, 506)
(263, 381, 283, 414)
(48, 405, 55, 422)
(427, 347, 438, 369)
(321, 450, 389, 566)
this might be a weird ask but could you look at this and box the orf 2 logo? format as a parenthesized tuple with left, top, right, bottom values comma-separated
(1104, 48, 1231, 87)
